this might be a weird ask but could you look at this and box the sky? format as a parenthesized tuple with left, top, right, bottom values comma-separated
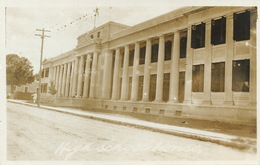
(5, 1, 185, 74)
(5, 0, 259, 74)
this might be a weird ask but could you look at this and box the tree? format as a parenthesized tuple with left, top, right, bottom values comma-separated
(6, 54, 34, 93)
(49, 81, 57, 96)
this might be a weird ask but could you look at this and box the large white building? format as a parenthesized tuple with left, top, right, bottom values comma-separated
(41, 6, 257, 124)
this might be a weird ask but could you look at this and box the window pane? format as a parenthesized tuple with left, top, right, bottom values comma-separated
(232, 60, 250, 92)
(149, 74, 157, 101)
(211, 17, 226, 45)
(192, 64, 204, 92)
(191, 23, 206, 49)
(139, 46, 146, 65)
(151, 43, 159, 63)
(129, 49, 134, 66)
(180, 32, 187, 58)
(164, 41, 172, 61)
(163, 73, 170, 102)
(138, 76, 144, 101)
(233, 11, 250, 41)
(211, 62, 225, 92)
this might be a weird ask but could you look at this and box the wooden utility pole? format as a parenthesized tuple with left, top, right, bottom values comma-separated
(35, 28, 50, 107)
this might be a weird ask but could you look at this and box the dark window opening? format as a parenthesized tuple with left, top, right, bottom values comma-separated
(138, 76, 144, 101)
(139, 46, 146, 65)
(128, 77, 132, 100)
(164, 41, 172, 61)
(211, 62, 225, 92)
(149, 74, 157, 101)
(180, 37, 187, 58)
(191, 23, 206, 49)
(232, 59, 250, 92)
(163, 73, 170, 102)
(45, 68, 49, 77)
(90, 34, 94, 39)
(211, 17, 226, 45)
(233, 11, 250, 41)
(97, 31, 100, 38)
(151, 43, 159, 63)
(192, 64, 204, 92)
(129, 49, 134, 66)
(41, 70, 44, 78)
(121, 51, 124, 68)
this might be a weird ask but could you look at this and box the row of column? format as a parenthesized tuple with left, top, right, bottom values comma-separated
(52, 51, 99, 99)
(104, 33, 181, 103)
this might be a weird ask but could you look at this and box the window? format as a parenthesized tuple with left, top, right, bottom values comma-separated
(163, 73, 170, 102)
(24, 86, 28, 93)
(90, 34, 94, 39)
(180, 31, 187, 58)
(45, 68, 49, 77)
(164, 41, 172, 61)
(191, 23, 206, 49)
(151, 43, 159, 63)
(41, 70, 44, 78)
(138, 76, 144, 101)
(97, 31, 100, 38)
(211, 62, 225, 92)
(211, 17, 226, 45)
(121, 51, 124, 68)
(233, 11, 250, 41)
(139, 46, 146, 65)
(129, 49, 134, 66)
(149, 74, 157, 101)
(192, 64, 204, 92)
(232, 60, 250, 92)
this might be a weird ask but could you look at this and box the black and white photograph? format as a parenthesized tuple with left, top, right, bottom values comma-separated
(0, 0, 259, 164)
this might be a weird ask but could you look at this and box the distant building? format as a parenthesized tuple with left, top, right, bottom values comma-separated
(41, 6, 257, 124)
(7, 80, 39, 99)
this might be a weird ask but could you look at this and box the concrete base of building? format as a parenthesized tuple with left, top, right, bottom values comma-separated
(52, 97, 256, 125)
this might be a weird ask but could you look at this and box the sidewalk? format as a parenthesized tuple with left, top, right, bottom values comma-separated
(7, 99, 256, 151)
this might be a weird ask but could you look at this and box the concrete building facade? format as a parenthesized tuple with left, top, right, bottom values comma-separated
(41, 6, 257, 124)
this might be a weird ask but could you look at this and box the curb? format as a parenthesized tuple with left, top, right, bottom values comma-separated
(7, 100, 256, 151)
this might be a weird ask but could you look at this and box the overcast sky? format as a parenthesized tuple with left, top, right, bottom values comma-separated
(5, 0, 259, 74)
(5, 1, 185, 74)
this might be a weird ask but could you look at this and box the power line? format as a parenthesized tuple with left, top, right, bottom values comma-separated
(35, 28, 51, 107)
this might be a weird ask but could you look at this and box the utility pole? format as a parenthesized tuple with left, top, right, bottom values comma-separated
(93, 7, 99, 28)
(35, 28, 50, 107)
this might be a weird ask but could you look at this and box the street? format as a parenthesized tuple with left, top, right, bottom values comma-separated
(7, 102, 256, 161)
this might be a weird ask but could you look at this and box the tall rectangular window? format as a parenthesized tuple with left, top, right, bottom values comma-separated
(163, 73, 170, 102)
(192, 64, 204, 92)
(45, 68, 49, 77)
(149, 74, 157, 101)
(191, 23, 206, 49)
(164, 41, 172, 61)
(121, 51, 124, 68)
(151, 43, 159, 63)
(232, 60, 250, 92)
(129, 49, 134, 66)
(211, 17, 226, 45)
(180, 31, 187, 58)
(138, 76, 144, 101)
(211, 62, 225, 92)
(41, 70, 44, 78)
(233, 11, 250, 41)
(139, 46, 146, 65)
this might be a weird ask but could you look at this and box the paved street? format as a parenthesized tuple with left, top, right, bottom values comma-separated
(7, 102, 256, 161)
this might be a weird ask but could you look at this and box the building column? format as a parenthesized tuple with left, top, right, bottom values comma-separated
(224, 14, 234, 105)
(69, 61, 75, 97)
(58, 64, 63, 97)
(83, 54, 91, 98)
(131, 42, 140, 101)
(77, 55, 85, 97)
(71, 57, 79, 97)
(111, 48, 121, 100)
(183, 27, 193, 104)
(89, 52, 98, 99)
(52, 66, 57, 88)
(65, 62, 71, 97)
(55, 66, 59, 94)
(120, 45, 130, 100)
(142, 39, 152, 102)
(203, 20, 212, 105)
(250, 10, 257, 105)
(102, 50, 113, 99)
(169, 32, 180, 103)
(61, 63, 67, 97)
(155, 36, 165, 102)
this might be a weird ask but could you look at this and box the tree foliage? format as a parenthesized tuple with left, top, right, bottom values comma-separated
(6, 54, 34, 87)
(49, 81, 57, 95)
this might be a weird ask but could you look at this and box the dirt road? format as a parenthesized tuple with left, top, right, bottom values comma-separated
(7, 102, 256, 161)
